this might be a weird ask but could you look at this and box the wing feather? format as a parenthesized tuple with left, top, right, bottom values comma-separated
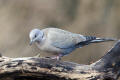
(43, 28, 86, 49)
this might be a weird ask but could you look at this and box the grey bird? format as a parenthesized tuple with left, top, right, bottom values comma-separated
(29, 28, 116, 60)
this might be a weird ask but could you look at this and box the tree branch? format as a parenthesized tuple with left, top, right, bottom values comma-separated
(0, 41, 120, 80)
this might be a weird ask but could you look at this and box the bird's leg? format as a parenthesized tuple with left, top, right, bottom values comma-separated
(51, 54, 63, 60)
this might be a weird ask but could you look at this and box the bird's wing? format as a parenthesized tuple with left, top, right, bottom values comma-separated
(43, 28, 86, 49)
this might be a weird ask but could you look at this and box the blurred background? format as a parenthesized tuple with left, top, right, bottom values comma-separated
(0, 0, 119, 64)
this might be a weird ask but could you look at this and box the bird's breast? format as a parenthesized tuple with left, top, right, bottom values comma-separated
(35, 39, 62, 55)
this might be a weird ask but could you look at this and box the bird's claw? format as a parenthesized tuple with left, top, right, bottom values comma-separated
(51, 56, 61, 60)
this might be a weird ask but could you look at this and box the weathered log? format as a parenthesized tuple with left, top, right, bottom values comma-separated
(0, 41, 120, 80)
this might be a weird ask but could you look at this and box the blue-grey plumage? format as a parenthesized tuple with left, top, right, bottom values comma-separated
(29, 28, 116, 60)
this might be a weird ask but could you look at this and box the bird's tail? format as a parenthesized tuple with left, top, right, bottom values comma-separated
(77, 36, 117, 47)
(89, 37, 117, 43)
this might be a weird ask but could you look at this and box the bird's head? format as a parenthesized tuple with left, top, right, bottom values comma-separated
(29, 29, 44, 45)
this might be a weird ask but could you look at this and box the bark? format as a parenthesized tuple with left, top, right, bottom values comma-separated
(0, 41, 120, 80)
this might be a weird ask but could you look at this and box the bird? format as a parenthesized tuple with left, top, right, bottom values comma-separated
(29, 28, 116, 60)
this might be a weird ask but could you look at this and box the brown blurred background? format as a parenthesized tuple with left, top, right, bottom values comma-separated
(0, 0, 119, 64)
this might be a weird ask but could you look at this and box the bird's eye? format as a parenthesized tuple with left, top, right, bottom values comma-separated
(35, 35, 37, 38)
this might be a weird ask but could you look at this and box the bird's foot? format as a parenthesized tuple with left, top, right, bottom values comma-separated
(45, 54, 63, 60)
(51, 56, 61, 60)
(45, 56, 61, 60)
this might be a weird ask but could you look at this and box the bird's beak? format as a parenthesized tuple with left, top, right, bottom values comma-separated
(29, 40, 33, 45)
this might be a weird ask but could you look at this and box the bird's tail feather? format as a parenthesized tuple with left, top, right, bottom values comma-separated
(90, 37, 117, 43)
(76, 36, 117, 48)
